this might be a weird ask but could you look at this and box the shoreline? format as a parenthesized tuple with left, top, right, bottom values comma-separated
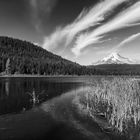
(0, 74, 88, 78)
(0, 74, 140, 78)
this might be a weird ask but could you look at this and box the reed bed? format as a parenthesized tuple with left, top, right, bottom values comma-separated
(78, 77, 140, 135)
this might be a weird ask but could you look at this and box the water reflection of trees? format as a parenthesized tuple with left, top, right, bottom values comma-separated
(0, 78, 10, 99)
(5, 79, 10, 96)
(0, 78, 82, 115)
(0, 78, 33, 115)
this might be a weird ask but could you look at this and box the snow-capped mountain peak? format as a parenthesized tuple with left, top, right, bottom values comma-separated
(94, 52, 135, 65)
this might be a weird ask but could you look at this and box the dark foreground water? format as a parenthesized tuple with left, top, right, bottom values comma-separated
(0, 76, 137, 140)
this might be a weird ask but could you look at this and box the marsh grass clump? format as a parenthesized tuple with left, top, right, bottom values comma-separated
(84, 77, 140, 134)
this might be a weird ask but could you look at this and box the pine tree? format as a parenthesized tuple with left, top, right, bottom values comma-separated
(5, 58, 11, 75)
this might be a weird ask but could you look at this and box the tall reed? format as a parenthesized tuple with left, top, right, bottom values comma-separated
(82, 77, 140, 133)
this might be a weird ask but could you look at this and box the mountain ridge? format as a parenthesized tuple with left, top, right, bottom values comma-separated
(93, 52, 135, 65)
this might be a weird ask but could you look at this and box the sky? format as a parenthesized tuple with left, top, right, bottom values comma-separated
(0, 0, 140, 65)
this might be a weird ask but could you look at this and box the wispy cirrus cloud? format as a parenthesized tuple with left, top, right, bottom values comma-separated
(42, 0, 140, 58)
(42, 0, 129, 53)
(112, 32, 140, 53)
(73, 1, 140, 56)
(43, 27, 67, 51)
(29, 0, 58, 32)
(97, 32, 140, 55)
(65, 0, 130, 45)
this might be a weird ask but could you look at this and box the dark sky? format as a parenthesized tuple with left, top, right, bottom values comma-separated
(0, 0, 97, 43)
(0, 0, 37, 41)
(46, 0, 97, 33)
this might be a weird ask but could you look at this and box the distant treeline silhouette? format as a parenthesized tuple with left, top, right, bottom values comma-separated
(92, 64, 140, 75)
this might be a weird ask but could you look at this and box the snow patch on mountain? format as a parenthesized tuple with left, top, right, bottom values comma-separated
(93, 52, 135, 65)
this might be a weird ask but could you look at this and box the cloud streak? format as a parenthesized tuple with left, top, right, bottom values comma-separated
(30, 0, 58, 32)
(73, 1, 140, 56)
(43, 27, 67, 51)
(42, 0, 140, 58)
(65, 0, 129, 45)
(112, 32, 140, 53)
(43, 0, 129, 53)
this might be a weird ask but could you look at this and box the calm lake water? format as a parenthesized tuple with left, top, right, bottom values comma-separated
(0, 77, 87, 115)
(0, 76, 138, 140)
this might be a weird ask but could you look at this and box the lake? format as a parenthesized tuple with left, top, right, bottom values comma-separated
(0, 77, 88, 115)
(0, 76, 139, 140)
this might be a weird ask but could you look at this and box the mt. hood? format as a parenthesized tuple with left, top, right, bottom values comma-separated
(94, 53, 135, 65)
